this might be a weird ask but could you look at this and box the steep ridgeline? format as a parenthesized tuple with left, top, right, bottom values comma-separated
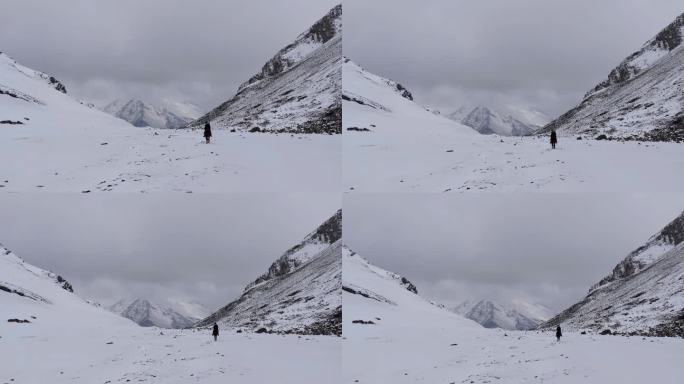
(0, 52, 132, 130)
(543, 211, 684, 337)
(342, 59, 475, 135)
(0, 243, 131, 330)
(189, 4, 342, 134)
(453, 299, 553, 330)
(542, 13, 684, 141)
(343, 247, 478, 330)
(108, 299, 208, 329)
(195, 210, 342, 335)
(103, 99, 202, 129)
(451, 106, 548, 136)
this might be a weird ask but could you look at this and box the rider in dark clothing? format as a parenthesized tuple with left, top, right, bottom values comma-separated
(550, 130, 558, 149)
(556, 325, 562, 342)
(204, 122, 212, 144)
(212, 323, 219, 341)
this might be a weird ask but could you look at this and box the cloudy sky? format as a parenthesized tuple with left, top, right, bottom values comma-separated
(344, 193, 684, 312)
(0, 194, 340, 312)
(345, 0, 683, 119)
(0, 0, 338, 109)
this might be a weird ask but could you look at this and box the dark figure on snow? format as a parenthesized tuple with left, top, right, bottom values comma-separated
(212, 323, 219, 341)
(204, 122, 212, 144)
(556, 325, 562, 342)
(550, 130, 558, 149)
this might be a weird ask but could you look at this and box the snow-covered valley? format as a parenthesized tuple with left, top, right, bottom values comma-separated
(342, 60, 684, 193)
(0, 2, 342, 194)
(342, 248, 684, 384)
(0, 239, 340, 383)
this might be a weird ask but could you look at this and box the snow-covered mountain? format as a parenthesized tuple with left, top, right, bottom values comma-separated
(453, 299, 553, 330)
(103, 99, 202, 129)
(195, 210, 342, 335)
(343, 246, 477, 330)
(543, 211, 684, 337)
(0, 242, 132, 331)
(342, 59, 475, 135)
(108, 298, 209, 329)
(189, 4, 342, 134)
(451, 105, 548, 136)
(542, 13, 684, 141)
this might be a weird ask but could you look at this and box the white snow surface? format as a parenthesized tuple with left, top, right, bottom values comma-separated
(0, 53, 340, 193)
(0, 244, 339, 383)
(343, 59, 684, 193)
(343, 247, 684, 384)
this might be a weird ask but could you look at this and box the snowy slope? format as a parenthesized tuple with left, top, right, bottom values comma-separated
(343, 58, 684, 193)
(342, 246, 471, 329)
(0, 52, 340, 193)
(343, 247, 684, 384)
(453, 299, 553, 330)
(108, 298, 208, 329)
(453, 105, 548, 136)
(189, 4, 342, 134)
(0, 242, 135, 331)
(542, 13, 684, 141)
(0, 243, 339, 383)
(103, 99, 199, 129)
(195, 211, 342, 335)
(544, 211, 684, 337)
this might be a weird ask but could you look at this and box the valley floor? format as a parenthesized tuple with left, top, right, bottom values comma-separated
(344, 133, 684, 193)
(0, 128, 341, 193)
(2, 325, 340, 383)
(343, 325, 684, 384)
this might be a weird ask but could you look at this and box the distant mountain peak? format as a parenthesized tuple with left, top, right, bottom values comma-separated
(450, 105, 547, 136)
(108, 298, 207, 329)
(102, 99, 200, 129)
(453, 299, 552, 330)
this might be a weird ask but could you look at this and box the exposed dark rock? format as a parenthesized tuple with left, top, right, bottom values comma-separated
(7, 318, 31, 323)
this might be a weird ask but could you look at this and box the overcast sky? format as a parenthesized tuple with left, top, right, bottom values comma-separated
(344, 193, 684, 313)
(345, 0, 683, 118)
(0, 0, 338, 109)
(0, 194, 340, 312)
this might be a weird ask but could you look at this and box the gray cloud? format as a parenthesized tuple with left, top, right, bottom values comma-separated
(344, 0, 683, 117)
(0, 194, 340, 311)
(344, 193, 684, 312)
(0, 0, 338, 108)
